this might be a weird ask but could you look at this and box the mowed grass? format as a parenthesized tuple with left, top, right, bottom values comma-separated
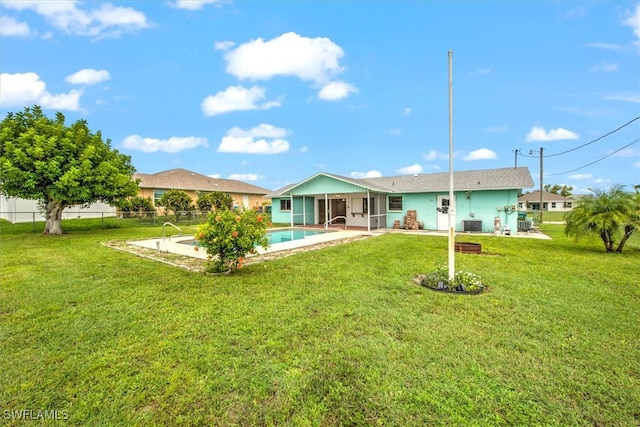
(0, 219, 639, 426)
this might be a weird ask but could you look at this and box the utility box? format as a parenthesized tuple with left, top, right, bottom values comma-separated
(463, 220, 482, 232)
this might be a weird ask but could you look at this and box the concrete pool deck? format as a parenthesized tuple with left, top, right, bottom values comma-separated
(128, 228, 374, 260)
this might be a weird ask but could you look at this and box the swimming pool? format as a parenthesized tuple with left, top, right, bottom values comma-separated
(126, 228, 370, 260)
(178, 228, 332, 247)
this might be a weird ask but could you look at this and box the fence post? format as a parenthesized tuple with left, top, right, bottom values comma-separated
(32, 212, 36, 232)
(102, 212, 105, 229)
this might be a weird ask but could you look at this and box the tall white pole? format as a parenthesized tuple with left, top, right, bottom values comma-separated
(448, 50, 455, 281)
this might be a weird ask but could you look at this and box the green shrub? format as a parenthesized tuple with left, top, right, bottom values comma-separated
(195, 209, 269, 273)
(421, 265, 484, 292)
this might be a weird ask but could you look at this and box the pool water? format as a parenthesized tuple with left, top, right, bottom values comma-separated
(267, 229, 329, 244)
(179, 228, 330, 246)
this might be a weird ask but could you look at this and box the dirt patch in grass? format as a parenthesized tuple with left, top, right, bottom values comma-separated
(104, 234, 374, 273)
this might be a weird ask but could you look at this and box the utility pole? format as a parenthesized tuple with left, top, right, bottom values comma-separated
(530, 147, 544, 224)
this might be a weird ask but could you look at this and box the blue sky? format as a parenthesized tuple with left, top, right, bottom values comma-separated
(1, 0, 639, 193)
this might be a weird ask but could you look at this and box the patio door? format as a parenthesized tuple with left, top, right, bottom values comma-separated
(318, 199, 346, 225)
(437, 195, 452, 231)
(331, 199, 346, 224)
(318, 200, 326, 225)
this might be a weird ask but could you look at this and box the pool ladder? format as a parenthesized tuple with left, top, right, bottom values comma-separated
(163, 222, 182, 241)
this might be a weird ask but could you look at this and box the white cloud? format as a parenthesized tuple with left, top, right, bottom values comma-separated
(214, 40, 235, 51)
(403, 107, 412, 115)
(3, 1, 150, 38)
(318, 81, 358, 100)
(201, 85, 281, 116)
(65, 69, 111, 85)
(609, 148, 639, 158)
(300, 146, 309, 153)
(224, 32, 346, 84)
(594, 178, 612, 185)
(525, 126, 579, 142)
(388, 128, 402, 135)
(590, 62, 618, 72)
(396, 164, 423, 175)
(622, 4, 640, 45)
(569, 173, 592, 180)
(0, 16, 31, 37)
(422, 150, 448, 161)
(470, 68, 492, 76)
(228, 173, 262, 181)
(463, 148, 498, 161)
(0, 72, 82, 111)
(121, 135, 208, 153)
(172, 0, 225, 10)
(605, 92, 640, 103)
(483, 125, 508, 133)
(585, 42, 625, 51)
(350, 170, 383, 179)
(218, 124, 290, 154)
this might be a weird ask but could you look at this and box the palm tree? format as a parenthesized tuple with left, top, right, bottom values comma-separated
(615, 187, 640, 253)
(564, 185, 638, 253)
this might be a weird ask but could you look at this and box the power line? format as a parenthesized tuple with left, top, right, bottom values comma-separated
(549, 137, 640, 175)
(517, 115, 640, 159)
(546, 115, 640, 158)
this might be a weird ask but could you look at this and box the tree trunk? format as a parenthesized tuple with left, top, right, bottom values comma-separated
(600, 230, 614, 252)
(616, 225, 635, 253)
(43, 201, 65, 235)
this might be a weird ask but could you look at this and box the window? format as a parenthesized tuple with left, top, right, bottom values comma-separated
(388, 196, 403, 211)
(551, 202, 557, 209)
(153, 189, 167, 207)
(363, 197, 375, 214)
(280, 199, 291, 211)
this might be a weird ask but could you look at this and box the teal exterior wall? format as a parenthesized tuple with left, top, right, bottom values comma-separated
(292, 175, 366, 195)
(271, 196, 315, 225)
(386, 189, 521, 233)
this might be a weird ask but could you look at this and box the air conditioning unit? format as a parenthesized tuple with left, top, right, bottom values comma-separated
(463, 220, 482, 232)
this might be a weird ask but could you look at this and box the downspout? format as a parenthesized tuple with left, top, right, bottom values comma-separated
(302, 195, 306, 226)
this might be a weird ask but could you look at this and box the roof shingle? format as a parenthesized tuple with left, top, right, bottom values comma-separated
(135, 168, 271, 195)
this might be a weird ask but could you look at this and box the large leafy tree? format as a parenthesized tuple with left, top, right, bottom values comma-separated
(156, 189, 193, 221)
(564, 185, 638, 253)
(0, 106, 138, 234)
(196, 191, 233, 212)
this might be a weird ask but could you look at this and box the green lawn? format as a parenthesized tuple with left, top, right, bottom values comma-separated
(1, 220, 639, 426)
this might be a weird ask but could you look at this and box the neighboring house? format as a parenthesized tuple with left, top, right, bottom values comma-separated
(134, 168, 271, 211)
(269, 167, 534, 234)
(518, 191, 575, 212)
(0, 196, 116, 224)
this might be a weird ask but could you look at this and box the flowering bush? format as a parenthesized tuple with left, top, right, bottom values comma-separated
(195, 209, 269, 274)
(421, 265, 484, 293)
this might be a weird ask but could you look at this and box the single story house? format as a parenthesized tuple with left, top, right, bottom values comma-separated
(268, 167, 534, 234)
(135, 168, 271, 211)
(518, 191, 575, 212)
